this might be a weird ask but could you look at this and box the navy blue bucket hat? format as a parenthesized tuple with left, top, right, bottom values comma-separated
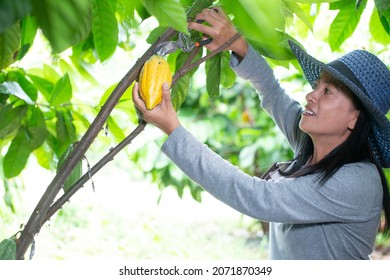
(288, 40, 390, 168)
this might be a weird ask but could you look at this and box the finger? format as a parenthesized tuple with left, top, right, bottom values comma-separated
(132, 82, 147, 111)
(188, 22, 219, 38)
(195, 9, 221, 26)
(161, 82, 172, 106)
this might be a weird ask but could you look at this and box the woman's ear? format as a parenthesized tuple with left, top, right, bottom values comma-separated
(347, 110, 360, 131)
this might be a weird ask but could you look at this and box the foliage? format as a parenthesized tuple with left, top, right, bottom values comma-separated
(0, 0, 389, 258)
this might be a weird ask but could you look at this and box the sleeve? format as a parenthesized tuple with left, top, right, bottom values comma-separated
(230, 45, 306, 153)
(162, 126, 382, 224)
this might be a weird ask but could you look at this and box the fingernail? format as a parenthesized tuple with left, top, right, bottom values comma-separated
(162, 82, 169, 89)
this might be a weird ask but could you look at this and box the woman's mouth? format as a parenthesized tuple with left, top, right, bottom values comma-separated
(302, 108, 316, 116)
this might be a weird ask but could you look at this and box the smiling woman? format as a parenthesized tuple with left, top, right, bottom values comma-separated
(133, 8, 390, 260)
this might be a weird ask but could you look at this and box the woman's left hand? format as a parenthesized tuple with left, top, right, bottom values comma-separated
(132, 82, 181, 135)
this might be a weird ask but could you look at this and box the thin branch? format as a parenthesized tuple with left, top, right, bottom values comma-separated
(16, 29, 241, 260)
(172, 33, 242, 85)
(42, 121, 148, 224)
(15, 28, 178, 260)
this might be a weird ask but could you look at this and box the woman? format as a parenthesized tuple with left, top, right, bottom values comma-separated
(133, 8, 390, 259)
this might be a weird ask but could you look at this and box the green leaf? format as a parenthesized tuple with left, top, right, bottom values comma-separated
(185, 0, 214, 19)
(220, 52, 236, 88)
(222, 0, 285, 42)
(34, 142, 54, 170)
(171, 74, 190, 111)
(328, 1, 367, 51)
(370, 7, 390, 45)
(146, 26, 169, 44)
(0, 104, 28, 139)
(50, 73, 72, 106)
(7, 70, 38, 102)
(0, 0, 31, 33)
(282, 0, 313, 31)
(91, 0, 119, 61)
(16, 15, 39, 61)
(56, 109, 77, 155)
(142, 0, 188, 33)
(27, 106, 48, 150)
(0, 238, 16, 260)
(170, 50, 202, 111)
(1, 81, 34, 105)
(205, 53, 221, 99)
(0, 23, 20, 70)
(375, 0, 390, 34)
(30, 0, 92, 53)
(248, 31, 295, 60)
(3, 126, 32, 178)
(107, 116, 126, 142)
(56, 143, 82, 193)
(293, 0, 340, 2)
(27, 74, 54, 102)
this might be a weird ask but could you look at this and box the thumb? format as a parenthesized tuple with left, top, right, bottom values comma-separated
(162, 82, 172, 105)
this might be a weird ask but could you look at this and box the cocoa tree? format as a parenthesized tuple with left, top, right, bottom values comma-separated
(0, 0, 389, 259)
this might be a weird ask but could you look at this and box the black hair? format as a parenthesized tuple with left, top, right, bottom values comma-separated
(280, 71, 390, 236)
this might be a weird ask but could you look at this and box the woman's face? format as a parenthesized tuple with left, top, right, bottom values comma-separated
(299, 76, 359, 147)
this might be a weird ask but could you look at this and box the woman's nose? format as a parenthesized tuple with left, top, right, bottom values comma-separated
(305, 88, 319, 103)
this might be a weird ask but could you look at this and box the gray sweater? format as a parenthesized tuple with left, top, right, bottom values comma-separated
(161, 45, 383, 260)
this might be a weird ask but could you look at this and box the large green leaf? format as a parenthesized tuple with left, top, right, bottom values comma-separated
(328, 0, 367, 51)
(220, 52, 236, 89)
(0, 104, 28, 139)
(222, 0, 285, 42)
(142, 0, 188, 33)
(27, 106, 48, 150)
(91, 0, 118, 61)
(0, 0, 31, 33)
(221, 0, 293, 60)
(50, 73, 72, 106)
(0, 23, 20, 70)
(171, 74, 190, 111)
(170, 50, 202, 111)
(16, 15, 39, 61)
(7, 70, 38, 102)
(34, 142, 54, 170)
(27, 74, 54, 103)
(186, 0, 214, 18)
(292, 0, 341, 2)
(30, 0, 92, 53)
(107, 116, 126, 142)
(1, 81, 34, 105)
(370, 7, 390, 45)
(0, 238, 16, 260)
(282, 1, 313, 31)
(375, 0, 390, 34)
(3, 126, 32, 178)
(205, 53, 221, 99)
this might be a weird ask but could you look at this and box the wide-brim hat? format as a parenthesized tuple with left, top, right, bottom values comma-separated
(288, 40, 390, 168)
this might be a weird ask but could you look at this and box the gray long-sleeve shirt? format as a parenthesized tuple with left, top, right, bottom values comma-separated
(161, 45, 383, 259)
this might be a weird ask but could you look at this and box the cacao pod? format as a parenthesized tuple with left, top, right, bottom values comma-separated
(139, 55, 172, 110)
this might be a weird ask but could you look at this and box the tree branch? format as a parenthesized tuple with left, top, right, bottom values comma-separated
(15, 28, 178, 260)
(42, 120, 148, 224)
(16, 29, 242, 260)
(172, 33, 242, 85)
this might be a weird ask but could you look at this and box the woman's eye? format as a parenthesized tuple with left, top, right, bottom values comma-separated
(325, 88, 332, 94)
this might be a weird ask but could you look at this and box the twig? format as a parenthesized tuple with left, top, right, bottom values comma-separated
(172, 33, 242, 85)
(15, 28, 177, 260)
(42, 121, 148, 224)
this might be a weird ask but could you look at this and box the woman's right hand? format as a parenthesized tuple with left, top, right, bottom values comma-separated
(188, 7, 248, 58)
(132, 82, 180, 135)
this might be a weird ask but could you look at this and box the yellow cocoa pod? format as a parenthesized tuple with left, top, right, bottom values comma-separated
(139, 55, 172, 110)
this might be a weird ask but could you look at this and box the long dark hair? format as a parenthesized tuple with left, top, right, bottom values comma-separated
(280, 71, 390, 236)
